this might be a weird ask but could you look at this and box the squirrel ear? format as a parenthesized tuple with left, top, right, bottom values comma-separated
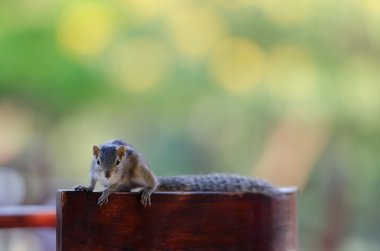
(116, 145, 126, 159)
(93, 145, 100, 158)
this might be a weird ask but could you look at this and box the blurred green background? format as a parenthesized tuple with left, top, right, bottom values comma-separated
(1, 0, 380, 250)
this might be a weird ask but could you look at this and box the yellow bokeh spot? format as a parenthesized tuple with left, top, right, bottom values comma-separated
(165, 4, 227, 62)
(265, 44, 317, 102)
(57, 2, 115, 57)
(106, 39, 170, 92)
(258, 0, 314, 26)
(355, 0, 380, 47)
(210, 38, 265, 94)
(358, 0, 380, 16)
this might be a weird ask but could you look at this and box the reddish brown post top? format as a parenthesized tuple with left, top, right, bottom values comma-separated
(57, 189, 297, 251)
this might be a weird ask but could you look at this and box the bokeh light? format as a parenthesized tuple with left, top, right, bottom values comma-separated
(339, 57, 380, 130)
(265, 44, 318, 103)
(165, 4, 227, 62)
(210, 38, 265, 94)
(57, 1, 115, 57)
(258, 0, 315, 26)
(358, 0, 380, 17)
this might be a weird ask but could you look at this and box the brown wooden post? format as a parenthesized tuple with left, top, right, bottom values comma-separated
(57, 189, 297, 251)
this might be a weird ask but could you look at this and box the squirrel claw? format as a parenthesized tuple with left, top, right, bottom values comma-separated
(141, 190, 152, 207)
(74, 185, 89, 192)
(98, 194, 109, 206)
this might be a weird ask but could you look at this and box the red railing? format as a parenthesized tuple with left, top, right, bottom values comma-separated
(0, 206, 55, 228)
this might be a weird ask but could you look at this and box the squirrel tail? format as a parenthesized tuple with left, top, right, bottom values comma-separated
(157, 173, 281, 197)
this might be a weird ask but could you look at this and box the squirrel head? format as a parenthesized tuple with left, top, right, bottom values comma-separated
(93, 145, 126, 179)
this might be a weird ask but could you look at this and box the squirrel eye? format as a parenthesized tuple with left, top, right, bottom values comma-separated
(115, 159, 120, 165)
(96, 159, 100, 165)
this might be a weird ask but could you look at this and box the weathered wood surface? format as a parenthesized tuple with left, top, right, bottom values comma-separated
(57, 189, 297, 251)
(0, 206, 55, 228)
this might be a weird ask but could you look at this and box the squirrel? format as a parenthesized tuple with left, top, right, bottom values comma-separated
(74, 140, 280, 207)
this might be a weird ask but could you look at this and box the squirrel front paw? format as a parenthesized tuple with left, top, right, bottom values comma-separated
(98, 191, 109, 206)
(74, 185, 91, 192)
(141, 188, 153, 207)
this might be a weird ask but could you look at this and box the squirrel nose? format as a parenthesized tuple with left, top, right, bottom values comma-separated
(104, 171, 111, 178)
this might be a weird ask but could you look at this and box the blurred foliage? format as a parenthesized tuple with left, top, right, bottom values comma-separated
(1, 0, 380, 250)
